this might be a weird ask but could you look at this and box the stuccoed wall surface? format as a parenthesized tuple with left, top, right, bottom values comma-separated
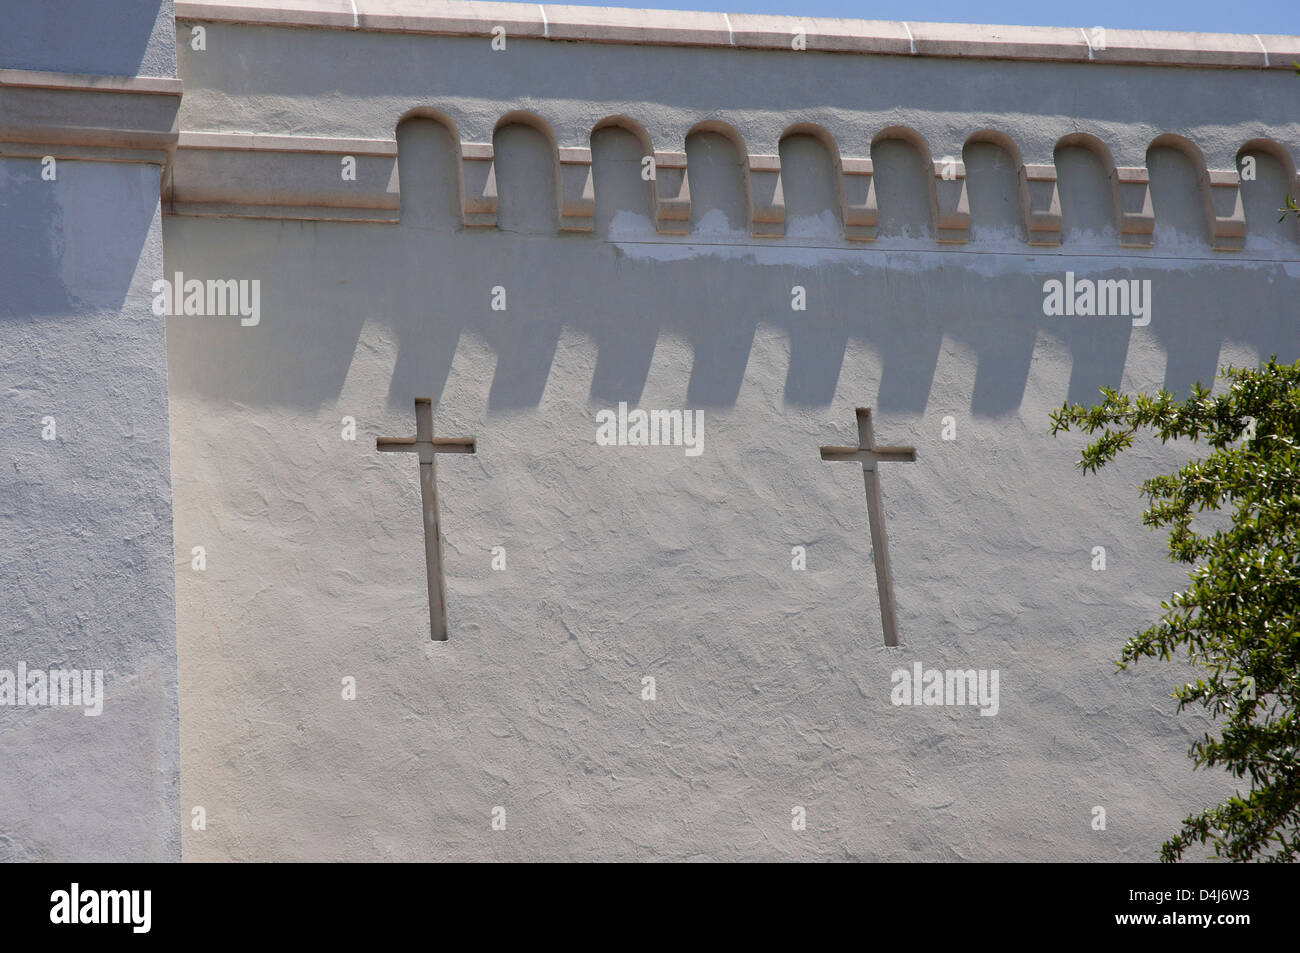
(166, 13, 1299, 860)
(0, 1, 177, 78)
(0, 161, 178, 863)
(171, 18, 1299, 170)
(0, 1, 179, 863)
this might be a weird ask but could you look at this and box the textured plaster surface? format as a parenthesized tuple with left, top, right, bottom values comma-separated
(166, 102, 1297, 859)
(5, 3, 1295, 860)
(172, 24, 1300, 169)
(1, 1, 177, 78)
(0, 156, 179, 862)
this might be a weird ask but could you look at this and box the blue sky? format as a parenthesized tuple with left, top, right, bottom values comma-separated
(543, 1, 1298, 36)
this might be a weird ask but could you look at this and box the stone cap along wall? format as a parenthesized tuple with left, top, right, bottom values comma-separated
(163, 1, 1300, 254)
(0, 70, 182, 168)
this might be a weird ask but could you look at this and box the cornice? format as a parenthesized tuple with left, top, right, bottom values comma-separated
(164, 121, 1300, 254)
(0, 69, 182, 166)
(173, 1, 1300, 71)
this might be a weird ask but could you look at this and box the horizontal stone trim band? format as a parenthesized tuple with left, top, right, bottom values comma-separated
(167, 200, 399, 222)
(164, 124, 1297, 252)
(178, 131, 398, 155)
(0, 140, 172, 166)
(0, 69, 183, 96)
(169, 133, 399, 219)
(173, 1, 1300, 70)
(0, 69, 182, 159)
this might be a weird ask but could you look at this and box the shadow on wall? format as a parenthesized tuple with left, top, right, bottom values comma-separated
(0, 158, 159, 319)
(1052, 141, 1132, 407)
(0, 0, 167, 76)
(162, 117, 1300, 419)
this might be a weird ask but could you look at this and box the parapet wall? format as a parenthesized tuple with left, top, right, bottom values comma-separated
(168, 1, 1300, 255)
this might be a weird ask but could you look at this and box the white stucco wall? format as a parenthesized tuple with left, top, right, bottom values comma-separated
(0, 1, 180, 862)
(4, 0, 1296, 863)
(161, 5, 1299, 860)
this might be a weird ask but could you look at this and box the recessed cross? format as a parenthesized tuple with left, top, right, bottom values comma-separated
(820, 407, 916, 647)
(377, 398, 476, 641)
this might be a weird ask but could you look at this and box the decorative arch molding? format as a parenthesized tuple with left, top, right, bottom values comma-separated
(394, 110, 466, 226)
(781, 122, 844, 165)
(1148, 131, 1207, 166)
(492, 111, 574, 231)
(493, 110, 558, 147)
(683, 121, 768, 237)
(1056, 132, 1119, 170)
(686, 119, 750, 154)
(396, 107, 462, 140)
(871, 125, 971, 242)
(1054, 132, 1154, 248)
(591, 115, 655, 158)
(964, 129, 1046, 245)
(1238, 137, 1299, 186)
(1147, 132, 1245, 251)
(872, 125, 935, 162)
(164, 109, 1298, 252)
(963, 129, 1024, 166)
(780, 124, 872, 240)
(1236, 138, 1300, 243)
(591, 115, 688, 235)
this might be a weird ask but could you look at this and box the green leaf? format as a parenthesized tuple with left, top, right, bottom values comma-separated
(1052, 357, 1300, 862)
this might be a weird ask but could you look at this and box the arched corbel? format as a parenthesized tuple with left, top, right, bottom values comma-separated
(1018, 162, 1062, 246)
(748, 153, 784, 237)
(779, 122, 870, 242)
(1205, 167, 1246, 251)
(1150, 133, 1244, 252)
(840, 157, 877, 241)
(558, 146, 595, 232)
(932, 155, 970, 243)
(653, 150, 690, 234)
(460, 141, 497, 228)
(1111, 166, 1154, 248)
